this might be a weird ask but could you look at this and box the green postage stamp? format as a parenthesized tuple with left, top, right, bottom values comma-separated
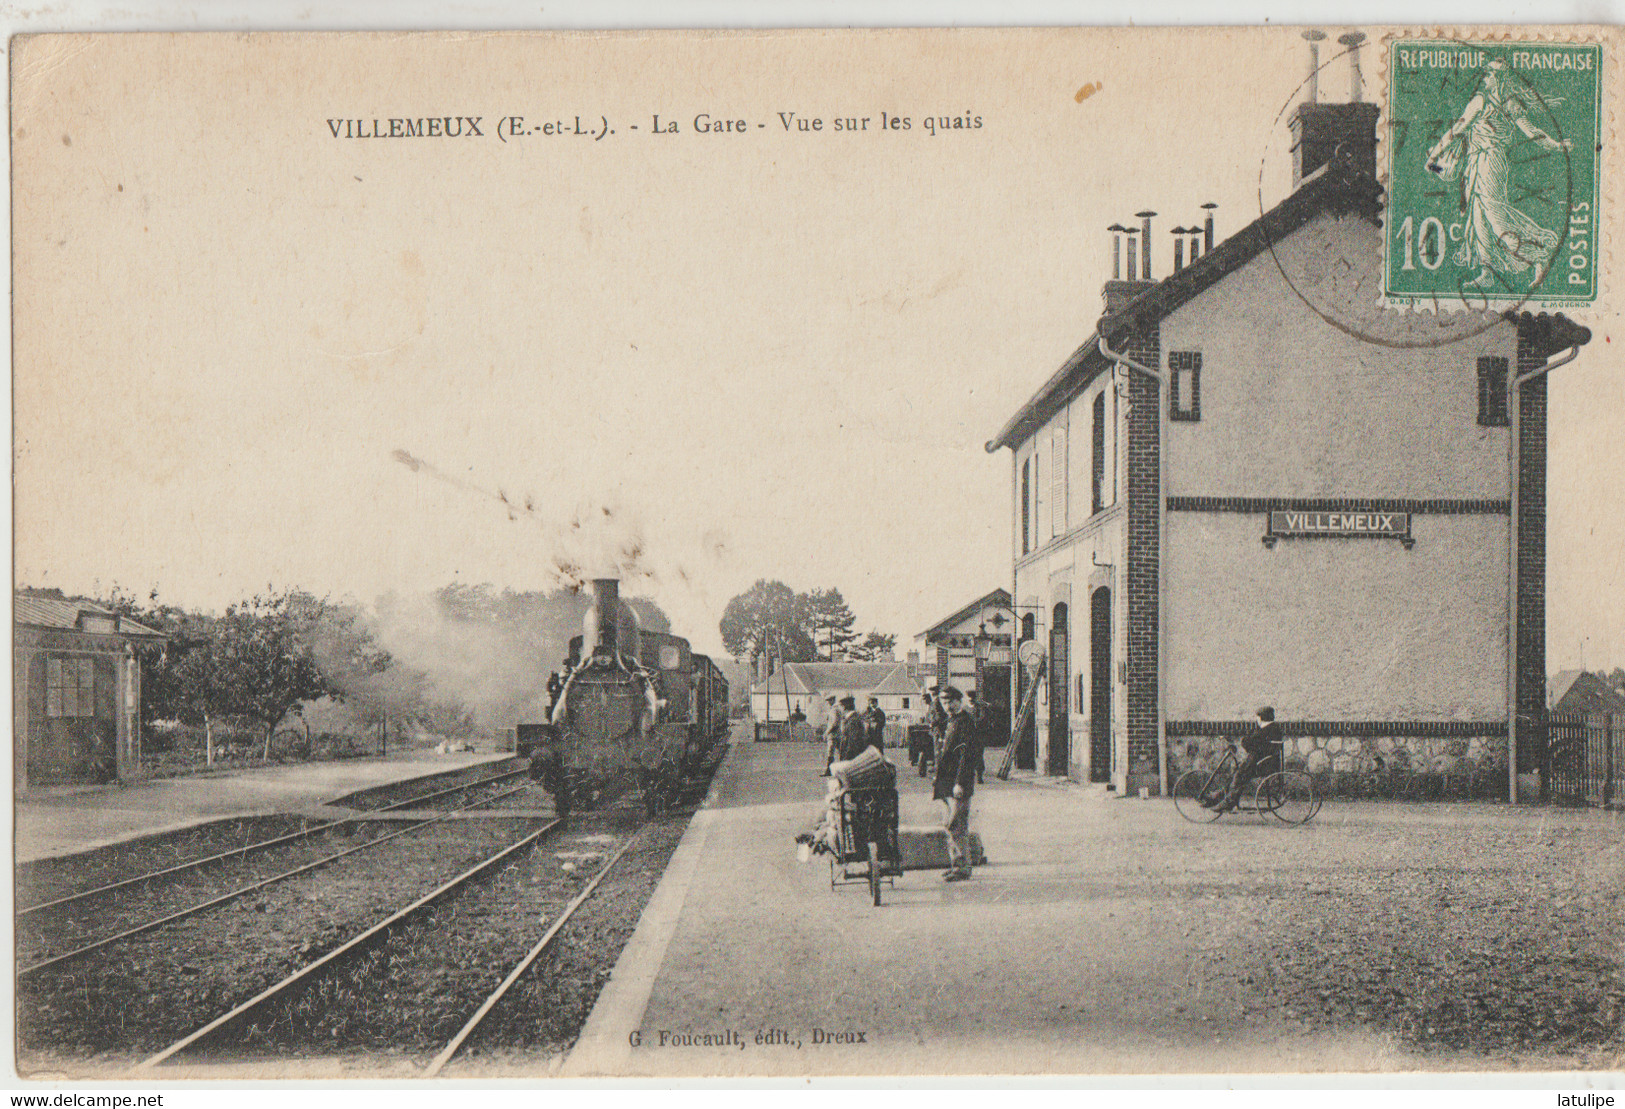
(1385, 39, 1602, 309)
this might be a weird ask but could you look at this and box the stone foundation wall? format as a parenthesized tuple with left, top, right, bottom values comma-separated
(1168, 730, 1509, 800)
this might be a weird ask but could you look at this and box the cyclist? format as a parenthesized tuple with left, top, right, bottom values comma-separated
(1206, 706, 1283, 812)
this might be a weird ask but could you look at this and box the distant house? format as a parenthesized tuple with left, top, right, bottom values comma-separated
(1548, 671, 1625, 716)
(14, 594, 165, 789)
(750, 661, 927, 725)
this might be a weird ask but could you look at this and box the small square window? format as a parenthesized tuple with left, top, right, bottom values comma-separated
(1478, 357, 1509, 426)
(1169, 351, 1202, 422)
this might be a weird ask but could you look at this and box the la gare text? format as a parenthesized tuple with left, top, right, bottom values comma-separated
(325, 111, 983, 142)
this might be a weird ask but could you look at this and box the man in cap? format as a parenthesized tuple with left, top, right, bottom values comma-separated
(863, 696, 888, 751)
(821, 695, 841, 776)
(933, 686, 982, 881)
(837, 695, 870, 762)
(922, 685, 947, 777)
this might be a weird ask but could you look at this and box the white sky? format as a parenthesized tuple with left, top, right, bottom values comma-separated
(8, 20, 1623, 673)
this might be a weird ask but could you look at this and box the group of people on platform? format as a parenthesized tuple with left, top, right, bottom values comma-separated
(818, 686, 986, 883)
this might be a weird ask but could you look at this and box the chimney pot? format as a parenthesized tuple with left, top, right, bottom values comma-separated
(1201, 202, 1217, 253)
(1338, 31, 1367, 103)
(1136, 210, 1157, 279)
(1302, 29, 1327, 105)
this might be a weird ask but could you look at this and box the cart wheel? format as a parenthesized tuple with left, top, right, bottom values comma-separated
(1263, 771, 1317, 825)
(1173, 770, 1224, 823)
(867, 842, 882, 906)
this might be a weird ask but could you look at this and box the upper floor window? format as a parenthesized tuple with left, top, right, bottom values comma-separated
(1478, 356, 1509, 426)
(1170, 351, 1202, 421)
(1092, 391, 1106, 513)
(1020, 458, 1032, 554)
(47, 656, 95, 718)
(1050, 429, 1067, 537)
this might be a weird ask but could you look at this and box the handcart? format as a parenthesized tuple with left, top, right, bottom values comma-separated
(829, 786, 903, 906)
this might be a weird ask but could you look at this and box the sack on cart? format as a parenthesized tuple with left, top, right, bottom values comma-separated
(832, 745, 895, 789)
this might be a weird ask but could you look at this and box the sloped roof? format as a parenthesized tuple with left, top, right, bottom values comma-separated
(1548, 670, 1625, 714)
(986, 158, 1590, 454)
(750, 661, 911, 697)
(919, 588, 1013, 640)
(870, 663, 925, 695)
(14, 594, 163, 638)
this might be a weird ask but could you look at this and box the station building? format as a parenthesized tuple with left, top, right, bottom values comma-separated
(987, 97, 1589, 797)
(13, 594, 164, 789)
(750, 661, 926, 725)
(915, 588, 1016, 744)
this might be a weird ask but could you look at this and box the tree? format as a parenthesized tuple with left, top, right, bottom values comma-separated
(804, 587, 858, 661)
(719, 580, 817, 670)
(211, 589, 332, 759)
(847, 630, 898, 662)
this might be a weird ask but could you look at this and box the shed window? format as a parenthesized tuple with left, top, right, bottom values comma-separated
(1170, 351, 1202, 421)
(1478, 357, 1509, 426)
(46, 656, 96, 718)
(902, 697, 911, 709)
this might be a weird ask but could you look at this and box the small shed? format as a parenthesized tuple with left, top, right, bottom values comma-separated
(13, 594, 164, 789)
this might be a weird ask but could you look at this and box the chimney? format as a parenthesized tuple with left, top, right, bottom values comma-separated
(1124, 227, 1138, 284)
(1202, 202, 1217, 253)
(1302, 29, 1327, 104)
(591, 578, 619, 656)
(1339, 31, 1367, 103)
(1172, 227, 1186, 272)
(1288, 32, 1377, 187)
(1136, 211, 1156, 279)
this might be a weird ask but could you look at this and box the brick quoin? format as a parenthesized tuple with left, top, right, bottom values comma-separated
(1515, 327, 1548, 770)
(1123, 322, 1162, 793)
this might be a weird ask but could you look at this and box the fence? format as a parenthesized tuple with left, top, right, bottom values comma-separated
(1544, 712, 1623, 808)
(753, 720, 917, 748)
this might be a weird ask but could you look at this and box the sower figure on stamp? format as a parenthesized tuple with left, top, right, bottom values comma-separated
(1426, 58, 1572, 290)
(933, 686, 982, 882)
(1206, 706, 1283, 813)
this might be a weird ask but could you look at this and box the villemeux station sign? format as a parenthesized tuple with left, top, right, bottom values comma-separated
(1265, 510, 1414, 548)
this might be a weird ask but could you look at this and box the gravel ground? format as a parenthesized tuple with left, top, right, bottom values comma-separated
(17, 816, 324, 907)
(445, 811, 695, 1075)
(197, 809, 640, 1058)
(17, 821, 401, 967)
(16, 816, 545, 1071)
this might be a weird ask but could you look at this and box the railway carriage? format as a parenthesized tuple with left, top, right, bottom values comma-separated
(517, 578, 724, 816)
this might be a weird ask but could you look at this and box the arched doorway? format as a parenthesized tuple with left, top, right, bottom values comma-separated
(1015, 612, 1036, 769)
(1089, 587, 1112, 783)
(1048, 603, 1069, 776)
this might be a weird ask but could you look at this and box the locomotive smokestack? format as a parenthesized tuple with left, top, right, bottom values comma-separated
(592, 578, 620, 656)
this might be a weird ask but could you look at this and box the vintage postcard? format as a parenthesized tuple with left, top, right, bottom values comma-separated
(9, 25, 1624, 1083)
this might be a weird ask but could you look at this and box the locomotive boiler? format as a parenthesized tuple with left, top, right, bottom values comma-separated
(517, 578, 728, 817)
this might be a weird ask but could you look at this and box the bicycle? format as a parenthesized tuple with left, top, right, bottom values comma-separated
(1173, 742, 1321, 826)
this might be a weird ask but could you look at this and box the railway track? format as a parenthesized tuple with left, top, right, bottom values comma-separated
(139, 805, 646, 1071)
(18, 762, 531, 917)
(17, 770, 541, 976)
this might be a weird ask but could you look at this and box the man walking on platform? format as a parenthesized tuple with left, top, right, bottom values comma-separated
(933, 686, 982, 882)
(965, 690, 987, 785)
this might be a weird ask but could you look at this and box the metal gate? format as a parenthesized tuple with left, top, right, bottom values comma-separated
(1544, 712, 1622, 808)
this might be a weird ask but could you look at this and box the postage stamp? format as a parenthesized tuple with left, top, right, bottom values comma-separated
(1384, 38, 1602, 309)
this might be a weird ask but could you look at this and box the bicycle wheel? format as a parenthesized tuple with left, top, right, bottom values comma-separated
(867, 841, 883, 906)
(1173, 770, 1225, 823)
(1263, 771, 1316, 825)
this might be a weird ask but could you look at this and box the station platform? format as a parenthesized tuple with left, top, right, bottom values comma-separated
(12, 750, 510, 863)
(564, 737, 1413, 1078)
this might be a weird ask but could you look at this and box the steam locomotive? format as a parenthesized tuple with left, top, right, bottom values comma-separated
(516, 578, 729, 816)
